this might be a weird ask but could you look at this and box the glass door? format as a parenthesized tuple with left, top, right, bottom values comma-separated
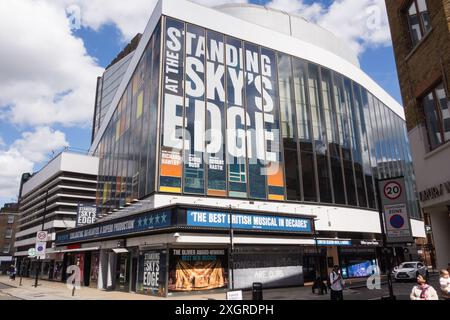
(115, 253, 130, 292)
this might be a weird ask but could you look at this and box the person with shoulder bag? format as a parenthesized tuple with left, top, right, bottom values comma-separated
(329, 265, 345, 301)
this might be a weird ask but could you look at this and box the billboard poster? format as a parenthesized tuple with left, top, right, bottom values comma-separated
(159, 18, 185, 193)
(187, 210, 312, 233)
(137, 249, 167, 296)
(183, 24, 206, 194)
(159, 19, 285, 200)
(206, 30, 227, 197)
(168, 249, 228, 292)
(76, 204, 98, 227)
(226, 37, 247, 198)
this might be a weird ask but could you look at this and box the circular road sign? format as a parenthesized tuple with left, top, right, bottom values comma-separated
(36, 231, 47, 241)
(390, 214, 405, 229)
(36, 244, 45, 253)
(384, 181, 402, 200)
(28, 248, 36, 257)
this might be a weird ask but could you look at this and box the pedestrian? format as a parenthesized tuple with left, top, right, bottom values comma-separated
(410, 274, 439, 300)
(8, 265, 16, 281)
(439, 269, 450, 300)
(329, 265, 345, 301)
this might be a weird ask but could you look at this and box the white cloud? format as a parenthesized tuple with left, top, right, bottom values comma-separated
(55, 0, 248, 42)
(266, 0, 391, 55)
(0, 0, 103, 127)
(0, 127, 69, 201)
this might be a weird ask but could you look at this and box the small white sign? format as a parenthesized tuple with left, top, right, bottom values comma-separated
(36, 231, 48, 242)
(28, 248, 36, 258)
(35, 241, 47, 258)
(227, 290, 243, 300)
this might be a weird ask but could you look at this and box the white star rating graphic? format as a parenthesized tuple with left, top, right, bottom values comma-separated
(155, 214, 160, 224)
(161, 213, 167, 223)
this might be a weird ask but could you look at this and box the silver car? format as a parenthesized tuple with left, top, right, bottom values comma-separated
(393, 261, 428, 281)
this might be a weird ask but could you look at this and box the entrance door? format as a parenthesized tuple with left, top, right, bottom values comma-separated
(115, 253, 130, 292)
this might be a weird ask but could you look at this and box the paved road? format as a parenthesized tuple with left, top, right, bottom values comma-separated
(0, 282, 21, 300)
(241, 275, 443, 300)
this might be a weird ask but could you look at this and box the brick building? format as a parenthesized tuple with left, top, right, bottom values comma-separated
(386, 0, 450, 269)
(0, 203, 19, 274)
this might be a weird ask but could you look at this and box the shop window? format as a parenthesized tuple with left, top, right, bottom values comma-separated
(422, 82, 450, 150)
(406, 0, 432, 48)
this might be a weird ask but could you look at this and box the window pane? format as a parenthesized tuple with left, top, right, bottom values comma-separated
(417, 0, 431, 32)
(262, 48, 286, 201)
(322, 68, 345, 204)
(293, 58, 317, 202)
(350, 81, 368, 207)
(309, 64, 332, 203)
(423, 92, 442, 149)
(278, 54, 302, 201)
(435, 84, 450, 141)
(334, 73, 357, 206)
(408, 2, 422, 46)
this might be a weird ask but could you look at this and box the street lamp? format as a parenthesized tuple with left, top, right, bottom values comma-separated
(228, 204, 235, 291)
(313, 217, 324, 295)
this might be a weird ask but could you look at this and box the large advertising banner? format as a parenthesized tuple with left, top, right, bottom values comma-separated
(76, 204, 98, 227)
(168, 249, 228, 292)
(159, 18, 185, 193)
(187, 210, 312, 233)
(159, 18, 286, 200)
(137, 249, 167, 296)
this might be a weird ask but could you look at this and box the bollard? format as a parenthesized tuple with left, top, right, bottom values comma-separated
(252, 282, 263, 301)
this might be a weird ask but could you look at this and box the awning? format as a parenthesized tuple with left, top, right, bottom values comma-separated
(112, 248, 129, 254)
(54, 247, 100, 253)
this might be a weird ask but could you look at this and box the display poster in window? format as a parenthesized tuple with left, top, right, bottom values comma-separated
(168, 249, 228, 292)
(137, 250, 167, 296)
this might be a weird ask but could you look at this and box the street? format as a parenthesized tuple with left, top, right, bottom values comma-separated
(0, 275, 444, 300)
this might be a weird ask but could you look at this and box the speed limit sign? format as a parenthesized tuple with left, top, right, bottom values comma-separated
(383, 181, 402, 200)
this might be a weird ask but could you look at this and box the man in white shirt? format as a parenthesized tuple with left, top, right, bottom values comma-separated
(329, 265, 344, 300)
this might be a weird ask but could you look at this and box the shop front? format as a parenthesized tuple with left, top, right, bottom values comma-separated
(54, 205, 315, 297)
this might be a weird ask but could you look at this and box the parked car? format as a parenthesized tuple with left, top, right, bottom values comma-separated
(393, 261, 428, 281)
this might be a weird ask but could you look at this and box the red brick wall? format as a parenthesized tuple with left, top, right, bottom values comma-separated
(385, 0, 450, 131)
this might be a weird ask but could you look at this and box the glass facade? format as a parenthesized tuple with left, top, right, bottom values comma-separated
(95, 16, 421, 219)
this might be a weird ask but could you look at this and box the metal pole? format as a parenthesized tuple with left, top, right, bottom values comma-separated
(228, 204, 234, 291)
(313, 219, 323, 295)
(34, 188, 49, 288)
(375, 178, 395, 300)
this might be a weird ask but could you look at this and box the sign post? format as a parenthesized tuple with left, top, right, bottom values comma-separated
(34, 230, 48, 288)
(376, 176, 413, 300)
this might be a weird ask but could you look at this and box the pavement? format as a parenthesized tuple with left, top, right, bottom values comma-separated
(0, 274, 444, 300)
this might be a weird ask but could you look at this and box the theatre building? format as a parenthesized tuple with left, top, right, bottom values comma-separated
(55, 0, 426, 296)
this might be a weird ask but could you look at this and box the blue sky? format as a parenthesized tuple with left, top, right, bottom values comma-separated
(0, 0, 401, 206)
